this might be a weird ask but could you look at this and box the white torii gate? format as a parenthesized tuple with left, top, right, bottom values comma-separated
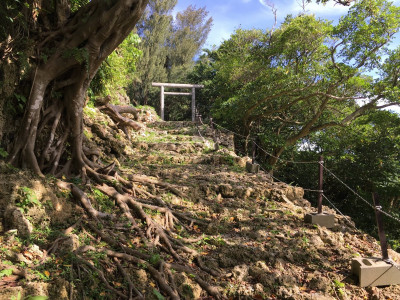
(152, 82, 204, 121)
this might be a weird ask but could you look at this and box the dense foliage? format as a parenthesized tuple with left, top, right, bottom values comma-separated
(276, 110, 400, 248)
(89, 32, 142, 102)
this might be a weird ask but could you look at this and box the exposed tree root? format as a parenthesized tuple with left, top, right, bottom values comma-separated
(100, 103, 143, 138)
(46, 155, 223, 299)
(114, 257, 143, 300)
(128, 174, 187, 198)
(76, 255, 129, 299)
(57, 181, 115, 220)
(7, 59, 222, 298)
(133, 186, 208, 227)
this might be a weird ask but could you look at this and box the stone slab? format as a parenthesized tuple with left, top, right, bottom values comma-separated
(304, 212, 335, 228)
(246, 161, 260, 174)
(351, 257, 400, 287)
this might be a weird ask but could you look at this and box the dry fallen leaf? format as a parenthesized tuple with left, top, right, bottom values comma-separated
(113, 281, 122, 287)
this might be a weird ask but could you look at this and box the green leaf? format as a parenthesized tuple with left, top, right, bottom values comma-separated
(149, 254, 161, 266)
(152, 289, 165, 300)
(0, 147, 8, 158)
(0, 269, 13, 278)
(10, 291, 21, 300)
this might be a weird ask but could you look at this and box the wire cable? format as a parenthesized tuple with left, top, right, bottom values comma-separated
(211, 121, 249, 139)
(322, 164, 400, 224)
(322, 194, 358, 229)
(211, 120, 319, 165)
(209, 119, 400, 225)
(254, 141, 319, 165)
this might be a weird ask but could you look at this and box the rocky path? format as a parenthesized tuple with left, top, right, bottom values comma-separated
(1, 114, 400, 299)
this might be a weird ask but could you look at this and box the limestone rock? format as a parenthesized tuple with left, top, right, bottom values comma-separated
(174, 273, 202, 300)
(59, 234, 80, 252)
(310, 235, 325, 248)
(309, 293, 336, 300)
(308, 271, 331, 292)
(284, 186, 304, 201)
(4, 205, 33, 237)
(232, 264, 249, 281)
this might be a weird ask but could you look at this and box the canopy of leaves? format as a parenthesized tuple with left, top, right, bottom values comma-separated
(191, 0, 400, 164)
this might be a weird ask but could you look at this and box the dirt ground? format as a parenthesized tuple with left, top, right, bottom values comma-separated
(1, 107, 400, 300)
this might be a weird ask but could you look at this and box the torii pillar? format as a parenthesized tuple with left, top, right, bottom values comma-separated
(152, 82, 204, 121)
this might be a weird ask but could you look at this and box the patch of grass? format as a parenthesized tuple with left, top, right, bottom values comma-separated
(135, 131, 173, 143)
(198, 235, 226, 247)
(83, 106, 98, 119)
(84, 129, 93, 140)
(0, 269, 13, 279)
(15, 186, 41, 213)
(91, 188, 114, 213)
(143, 208, 161, 216)
(148, 253, 161, 266)
(333, 279, 346, 297)
(0, 147, 8, 158)
(161, 192, 174, 203)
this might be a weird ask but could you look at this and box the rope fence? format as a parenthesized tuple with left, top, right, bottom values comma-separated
(205, 119, 400, 225)
(322, 194, 358, 229)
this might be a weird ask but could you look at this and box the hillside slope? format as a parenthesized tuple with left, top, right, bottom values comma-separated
(1, 108, 400, 300)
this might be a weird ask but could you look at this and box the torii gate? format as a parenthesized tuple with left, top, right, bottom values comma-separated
(152, 82, 204, 121)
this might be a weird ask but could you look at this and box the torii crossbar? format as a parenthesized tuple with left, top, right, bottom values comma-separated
(152, 82, 204, 121)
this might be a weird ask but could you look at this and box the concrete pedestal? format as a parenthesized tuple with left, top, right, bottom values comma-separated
(351, 257, 400, 287)
(246, 162, 260, 174)
(304, 212, 335, 228)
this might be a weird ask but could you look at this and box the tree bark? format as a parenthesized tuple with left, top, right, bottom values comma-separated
(8, 0, 149, 176)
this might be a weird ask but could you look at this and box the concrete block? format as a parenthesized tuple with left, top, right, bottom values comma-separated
(246, 161, 260, 174)
(351, 257, 400, 287)
(304, 212, 335, 228)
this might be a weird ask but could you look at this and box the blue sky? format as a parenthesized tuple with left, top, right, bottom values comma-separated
(174, 0, 400, 49)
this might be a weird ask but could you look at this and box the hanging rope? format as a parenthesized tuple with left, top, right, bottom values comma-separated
(211, 120, 319, 165)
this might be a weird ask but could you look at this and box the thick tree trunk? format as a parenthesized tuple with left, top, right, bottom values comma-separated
(8, 0, 149, 176)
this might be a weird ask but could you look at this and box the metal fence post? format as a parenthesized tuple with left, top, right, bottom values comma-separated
(318, 156, 324, 214)
(372, 193, 389, 261)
